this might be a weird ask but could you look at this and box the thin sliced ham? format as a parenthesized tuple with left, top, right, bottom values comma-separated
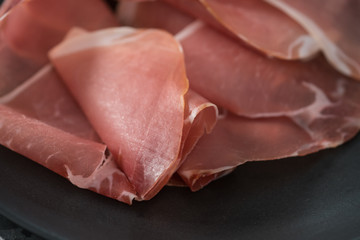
(1, 0, 359, 199)
(118, 0, 194, 35)
(0, 0, 117, 95)
(178, 22, 360, 118)
(178, 22, 360, 189)
(265, 0, 360, 80)
(181, 25, 360, 189)
(178, 113, 314, 191)
(0, 0, 20, 17)
(153, 0, 319, 59)
(0, 66, 136, 204)
(119, 2, 360, 190)
(49, 27, 217, 200)
(0, 65, 99, 140)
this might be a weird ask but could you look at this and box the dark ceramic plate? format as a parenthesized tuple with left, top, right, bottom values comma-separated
(0, 134, 360, 240)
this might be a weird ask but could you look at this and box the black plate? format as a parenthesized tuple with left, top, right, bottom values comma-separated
(1, 134, 360, 240)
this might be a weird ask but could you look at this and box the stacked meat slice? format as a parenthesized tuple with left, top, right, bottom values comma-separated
(119, 0, 360, 191)
(0, 0, 359, 204)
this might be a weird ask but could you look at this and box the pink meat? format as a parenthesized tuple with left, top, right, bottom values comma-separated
(0, 0, 21, 17)
(180, 89, 218, 163)
(0, 66, 136, 204)
(49, 27, 217, 200)
(179, 110, 360, 190)
(178, 22, 360, 118)
(154, 0, 319, 59)
(118, 2, 360, 190)
(0, 0, 117, 95)
(266, 0, 360, 80)
(1, 65, 99, 140)
(118, 0, 194, 35)
(178, 24, 360, 189)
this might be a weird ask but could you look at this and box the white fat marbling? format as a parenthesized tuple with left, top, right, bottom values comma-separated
(175, 20, 204, 42)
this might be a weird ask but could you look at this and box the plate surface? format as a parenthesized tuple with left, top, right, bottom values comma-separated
(1, 135, 360, 240)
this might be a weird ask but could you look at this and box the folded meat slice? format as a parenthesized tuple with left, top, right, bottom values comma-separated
(166, 89, 217, 186)
(0, 0, 117, 96)
(180, 90, 218, 163)
(154, 0, 319, 59)
(265, 0, 360, 80)
(0, 66, 136, 204)
(49, 27, 217, 200)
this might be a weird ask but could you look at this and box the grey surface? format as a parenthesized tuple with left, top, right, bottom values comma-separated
(0, 214, 43, 240)
(0, 134, 360, 240)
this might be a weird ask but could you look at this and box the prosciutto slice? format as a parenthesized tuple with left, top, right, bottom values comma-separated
(265, 0, 360, 80)
(135, 0, 319, 59)
(179, 24, 360, 189)
(0, 66, 136, 204)
(177, 22, 360, 118)
(119, 2, 360, 190)
(0, 0, 20, 17)
(49, 27, 217, 200)
(118, 0, 194, 35)
(178, 113, 317, 191)
(0, 0, 117, 95)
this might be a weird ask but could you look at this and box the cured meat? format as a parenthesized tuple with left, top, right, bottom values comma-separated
(0, 65, 136, 204)
(0, 65, 99, 140)
(118, 0, 194, 35)
(49, 27, 217, 200)
(180, 90, 218, 163)
(119, 2, 360, 190)
(177, 22, 360, 117)
(265, 0, 360, 80)
(0, 0, 117, 96)
(150, 0, 319, 59)
(1, 0, 359, 199)
(178, 23, 360, 189)
(0, 34, 41, 96)
(179, 110, 360, 190)
(178, 21, 360, 189)
(0, 0, 20, 17)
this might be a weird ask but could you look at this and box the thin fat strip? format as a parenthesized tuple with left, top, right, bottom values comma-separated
(0, 0, 117, 96)
(49, 27, 217, 200)
(0, 66, 136, 204)
(0, 0, 20, 18)
(265, 0, 360, 80)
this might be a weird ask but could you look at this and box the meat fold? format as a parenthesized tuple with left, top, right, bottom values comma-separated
(0, 0, 117, 96)
(0, 65, 136, 204)
(265, 0, 360, 80)
(49, 27, 218, 200)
